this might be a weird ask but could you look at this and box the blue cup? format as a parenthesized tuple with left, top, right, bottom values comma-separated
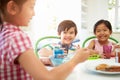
(50, 47, 66, 66)
(53, 48, 64, 58)
(50, 56, 64, 66)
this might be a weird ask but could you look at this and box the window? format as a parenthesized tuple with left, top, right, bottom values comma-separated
(108, 0, 120, 32)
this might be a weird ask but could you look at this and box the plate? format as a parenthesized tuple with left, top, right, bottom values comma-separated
(85, 59, 120, 74)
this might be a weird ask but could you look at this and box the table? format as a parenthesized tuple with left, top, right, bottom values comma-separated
(47, 58, 120, 80)
(66, 58, 120, 80)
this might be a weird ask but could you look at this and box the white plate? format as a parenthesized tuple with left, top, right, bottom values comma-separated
(85, 59, 120, 74)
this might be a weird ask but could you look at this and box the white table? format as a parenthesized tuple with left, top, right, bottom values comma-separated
(66, 58, 120, 80)
(47, 58, 120, 80)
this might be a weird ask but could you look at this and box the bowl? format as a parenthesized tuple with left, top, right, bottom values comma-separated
(88, 54, 100, 60)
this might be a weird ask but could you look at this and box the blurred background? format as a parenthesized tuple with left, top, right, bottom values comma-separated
(21, 0, 120, 47)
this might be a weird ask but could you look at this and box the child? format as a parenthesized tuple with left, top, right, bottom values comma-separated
(57, 20, 80, 53)
(39, 20, 80, 65)
(0, 0, 92, 80)
(87, 19, 119, 58)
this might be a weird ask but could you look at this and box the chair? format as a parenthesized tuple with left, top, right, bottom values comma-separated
(35, 36, 60, 57)
(82, 36, 119, 48)
(35, 36, 80, 58)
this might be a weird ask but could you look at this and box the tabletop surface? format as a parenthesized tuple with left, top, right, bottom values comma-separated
(47, 58, 120, 80)
(65, 58, 120, 80)
(46, 58, 120, 80)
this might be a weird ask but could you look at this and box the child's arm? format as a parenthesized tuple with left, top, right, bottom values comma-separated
(86, 40, 101, 58)
(38, 48, 53, 65)
(18, 48, 91, 80)
(39, 48, 53, 57)
(87, 40, 95, 49)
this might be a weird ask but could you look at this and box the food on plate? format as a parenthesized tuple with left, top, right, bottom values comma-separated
(96, 64, 109, 70)
(96, 64, 120, 72)
(105, 66, 120, 72)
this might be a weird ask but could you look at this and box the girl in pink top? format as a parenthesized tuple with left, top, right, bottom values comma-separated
(94, 40, 113, 54)
(87, 19, 119, 58)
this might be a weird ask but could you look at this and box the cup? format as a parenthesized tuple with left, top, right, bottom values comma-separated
(103, 45, 112, 59)
(50, 47, 65, 66)
(50, 56, 64, 66)
(104, 52, 111, 59)
(115, 48, 120, 63)
(53, 48, 64, 58)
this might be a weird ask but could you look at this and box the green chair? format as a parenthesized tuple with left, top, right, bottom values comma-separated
(35, 36, 60, 58)
(82, 36, 119, 48)
(35, 36, 80, 58)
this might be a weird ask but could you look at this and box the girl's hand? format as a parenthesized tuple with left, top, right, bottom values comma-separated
(40, 57, 52, 65)
(112, 44, 120, 56)
(114, 44, 120, 49)
(100, 54, 106, 58)
(39, 48, 53, 57)
(89, 50, 99, 57)
(72, 48, 96, 63)
(76, 44, 80, 49)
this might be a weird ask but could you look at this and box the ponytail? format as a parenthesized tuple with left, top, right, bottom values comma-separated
(0, 11, 3, 31)
(0, 0, 3, 25)
(0, 1, 3, 31)
(0, 11, 3, 25)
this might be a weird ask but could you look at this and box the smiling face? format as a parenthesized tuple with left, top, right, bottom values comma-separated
(60, 27, 76, 45)
(15, 0, 35, 26)
(3, 0, 35, 26)
(95, 23, 112, 43)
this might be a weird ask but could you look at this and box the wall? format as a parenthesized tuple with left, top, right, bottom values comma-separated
(79, 0, 120, 45)
(86, 0, 109, 31)
(25, 0, 120, 48)
(111, 32, 120, 42)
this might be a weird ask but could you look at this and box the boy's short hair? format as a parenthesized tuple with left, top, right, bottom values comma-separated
(57, 20, 78, 35)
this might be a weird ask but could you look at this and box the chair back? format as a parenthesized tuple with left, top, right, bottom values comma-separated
(35, 36, 60, 57)
(82, 36, 119, 48)
(35, 36, 80, 58)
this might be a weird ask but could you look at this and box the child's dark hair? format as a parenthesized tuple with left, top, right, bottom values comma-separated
(93, 19, 112, 34)
(94, 19, 112, 34)
(0, 0, 27, 25)
(57, 20, 78, 35)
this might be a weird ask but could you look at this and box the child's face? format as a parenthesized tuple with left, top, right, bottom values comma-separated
(11, 0, 35, 26)
(95, 23, 112, 42)
(60, 27, 76, 45)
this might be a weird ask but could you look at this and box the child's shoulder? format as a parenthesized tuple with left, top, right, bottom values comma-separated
(89, 39, 96, 44)
(108, 41, 115, 44)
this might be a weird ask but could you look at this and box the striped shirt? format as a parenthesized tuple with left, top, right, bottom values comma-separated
(0, 22, 33, 80)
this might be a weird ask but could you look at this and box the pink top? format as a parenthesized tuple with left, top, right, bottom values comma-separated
(0, 22, 33, 80)
(94, 40, 113, 54)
